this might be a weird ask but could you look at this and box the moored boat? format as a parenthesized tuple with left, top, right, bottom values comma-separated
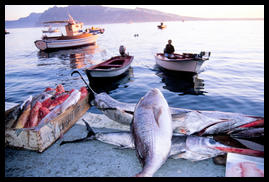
(35, 15, 99, 51)
(157, 22, 167, 29)
(85, 55, 134, 78)
(155, 52, 211, 73)
(86, 26, 105, 34)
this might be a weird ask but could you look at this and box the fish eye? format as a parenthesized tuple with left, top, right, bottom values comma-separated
(209, 138, 216, 144)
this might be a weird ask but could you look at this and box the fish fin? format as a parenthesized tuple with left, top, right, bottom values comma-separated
(125, 110, 134, 115)
(59, 137, 90, 146)
(153, 107, 163, 127)
(60, 119, 95, 146)
(113, 145, 130, 150)
(97, 107, 118, 111)
(170, 152, 187, 159)
(82, 119, 96, 138)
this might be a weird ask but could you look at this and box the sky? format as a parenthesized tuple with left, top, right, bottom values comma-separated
(5, 5, 264, 21)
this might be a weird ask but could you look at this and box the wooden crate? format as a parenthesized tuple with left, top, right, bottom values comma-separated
(5, 94, 90, 152)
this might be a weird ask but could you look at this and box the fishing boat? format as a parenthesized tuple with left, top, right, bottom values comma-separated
(85, 55, 134, 78)
(155, 52, 211, 73)
(157, 22, 167, 29)
(35, 15, 99, 51)
(86, 26, 105, 34)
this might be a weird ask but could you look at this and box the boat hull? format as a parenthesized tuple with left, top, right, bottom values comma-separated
(155, 53, 207, 73)
(35, 33, 98, 51)
(85, 56, 134, 78)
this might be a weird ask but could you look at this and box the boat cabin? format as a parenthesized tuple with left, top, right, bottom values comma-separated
(65, 15, 84, 36)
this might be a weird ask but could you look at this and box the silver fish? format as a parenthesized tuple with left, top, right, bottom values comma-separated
(131, 88, 173, 177)
(74, 70, 263, 136)
(92, 92, 262, 136)
(61, 122, 263, 164)
(93, 92, 136, 125)
(95, 93, 262, 135)
(230, 127, 264, 138)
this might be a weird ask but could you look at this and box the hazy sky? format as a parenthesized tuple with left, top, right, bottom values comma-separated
(5, 5, 264, 21)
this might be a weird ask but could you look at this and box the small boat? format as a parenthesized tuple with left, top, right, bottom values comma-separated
(155, 52, 211, 73)
(5, 29, 9, 34)
(35, 14, 99, 51)
(157, 22, 167, 29)
(85, 55, 134, 78)
(86, 26, 105, 34)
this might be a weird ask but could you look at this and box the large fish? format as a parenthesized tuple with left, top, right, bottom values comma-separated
(131, 88, 173, 177)
(61, 121, 264, 161)
(5, 96, 33, 128)
(27, 101, 42, 128)
(72, 70, 264, 136)
(13, 100, 31, 129)
(93, 92, 263, 136)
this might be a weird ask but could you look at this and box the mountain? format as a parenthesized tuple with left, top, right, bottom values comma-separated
(5, 5, 202, 28)
(5, 5, 263, 28)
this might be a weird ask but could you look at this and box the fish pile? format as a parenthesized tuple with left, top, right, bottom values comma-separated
(61, 71, 264, 177)
(7, 84, 88, 130)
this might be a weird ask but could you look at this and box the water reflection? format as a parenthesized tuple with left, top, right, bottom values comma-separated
(87, 67, 134, 94)
(154, 65, 206, 95)
(37, 45, 99, 69)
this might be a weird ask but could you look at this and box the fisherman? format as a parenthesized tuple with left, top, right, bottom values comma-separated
(119, 45, 128, 57)
(164, 39, 175, 58)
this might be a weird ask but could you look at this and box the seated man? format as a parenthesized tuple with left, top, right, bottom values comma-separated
(119, 45, 128, 57)
(164, 40, 175, 58)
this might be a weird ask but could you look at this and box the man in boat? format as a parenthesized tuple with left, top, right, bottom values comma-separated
(164, 40, 175, 59)
(119, 45, 128, 57)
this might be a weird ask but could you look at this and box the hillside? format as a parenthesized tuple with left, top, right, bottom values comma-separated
(5, 5, 203, 28)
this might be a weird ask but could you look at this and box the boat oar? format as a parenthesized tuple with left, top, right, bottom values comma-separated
(71, 70, 97, 96)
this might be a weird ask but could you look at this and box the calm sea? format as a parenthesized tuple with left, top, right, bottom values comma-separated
(5, 20, 264, 117)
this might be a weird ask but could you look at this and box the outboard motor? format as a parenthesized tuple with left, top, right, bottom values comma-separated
(119, 45, 126, 56)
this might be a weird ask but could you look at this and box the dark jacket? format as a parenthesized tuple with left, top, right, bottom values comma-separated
(164, 44, 175, 54)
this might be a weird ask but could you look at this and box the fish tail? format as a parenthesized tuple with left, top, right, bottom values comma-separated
(59, 119, 96, 146)
(214, 146, 264, 157)
(82, 119, 96, 138)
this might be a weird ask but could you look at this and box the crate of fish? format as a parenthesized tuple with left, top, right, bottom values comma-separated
(5, 84, 90, 152)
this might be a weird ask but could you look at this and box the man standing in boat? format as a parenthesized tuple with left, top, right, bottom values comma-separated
(164, 40, 175, 58)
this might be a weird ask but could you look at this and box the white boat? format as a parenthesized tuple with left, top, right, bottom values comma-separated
(85, 55, 134, 78)
(35, 15, 99, 51)
(155, 52, 210, 73)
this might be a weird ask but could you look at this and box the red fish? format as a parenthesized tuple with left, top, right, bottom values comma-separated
(44, 87, 54, 92)
(39, 107, 50, 122)
(28, 101, 42, 128)
(48, 94, 70, 110)
(56, 84, 65, 94)
(41, 97, 53, 108)
(80, 87, 88, 100)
